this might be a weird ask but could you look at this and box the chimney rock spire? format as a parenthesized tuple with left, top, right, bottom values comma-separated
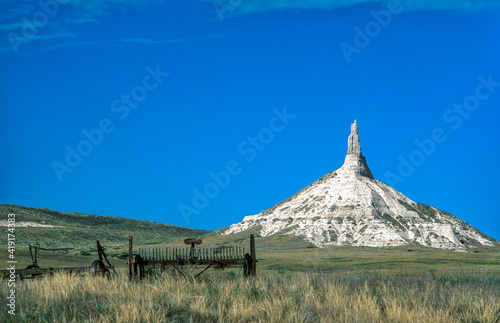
(347, 119, 362, 155)
(341, 120, 374, 179)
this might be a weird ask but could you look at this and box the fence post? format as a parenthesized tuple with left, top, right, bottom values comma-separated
(128, 236, 133, 280)
(250, 234, 256, 276)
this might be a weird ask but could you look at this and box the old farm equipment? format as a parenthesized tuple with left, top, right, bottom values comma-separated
(0, 240, 116, 279)
(128, 234, 257, 280)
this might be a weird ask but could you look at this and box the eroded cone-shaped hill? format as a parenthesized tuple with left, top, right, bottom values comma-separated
(223, 120, 497, 249)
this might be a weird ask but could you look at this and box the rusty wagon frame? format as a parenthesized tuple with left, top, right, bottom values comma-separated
(0, 240, 116, 279)
(128, 234, 257, 280)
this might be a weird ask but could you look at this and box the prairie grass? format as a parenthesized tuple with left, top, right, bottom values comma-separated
(1, 268, 499, 322)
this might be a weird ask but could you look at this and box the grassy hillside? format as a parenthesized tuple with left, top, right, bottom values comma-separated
(2, 204, 499, 274)
(0, 204, 209, 251)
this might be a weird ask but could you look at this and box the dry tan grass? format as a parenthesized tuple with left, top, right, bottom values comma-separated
(1, 269, 499, 322)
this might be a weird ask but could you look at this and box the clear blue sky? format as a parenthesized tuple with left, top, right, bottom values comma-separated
(1, 0, 499, 241)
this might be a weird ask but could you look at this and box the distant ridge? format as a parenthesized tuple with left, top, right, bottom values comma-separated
(222, 121, 498, 250)
(0, 204, 209, 249)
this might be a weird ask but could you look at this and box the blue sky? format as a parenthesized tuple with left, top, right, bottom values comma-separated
(1, 0, 499, 241)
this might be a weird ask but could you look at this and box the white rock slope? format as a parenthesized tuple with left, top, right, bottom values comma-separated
(223, 120, 497, 249)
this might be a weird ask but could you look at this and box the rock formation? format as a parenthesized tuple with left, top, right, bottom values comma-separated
(222, 120, 497, 250)
(342, 120, 374, 179)
(347, 120, 361, 155)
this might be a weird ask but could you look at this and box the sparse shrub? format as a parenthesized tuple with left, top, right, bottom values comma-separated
(248, 286, 265, 299)
(277, 268, 289, 275)
(427, 266, 438, 279)
(226, 271, 237, 280)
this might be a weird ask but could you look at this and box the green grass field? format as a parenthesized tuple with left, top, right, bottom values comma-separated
(4, 235, 499, 274)
(1, 205, 499, 322)
(2, 241, 500, 322)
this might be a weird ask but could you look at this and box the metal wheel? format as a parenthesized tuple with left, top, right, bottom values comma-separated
(133, 255, 145, 279)
(90, 260, 109, 277)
